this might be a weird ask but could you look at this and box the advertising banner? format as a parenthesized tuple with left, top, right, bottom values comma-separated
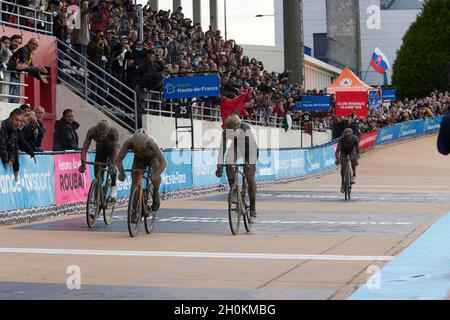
(294, 96, 331, 112)
(0, 155, 55, 211)
(161, 150, 193, 192)
(192, 149, 226, 187)
(256, 150, 275, 180)
(398, 120, 424, 139)
(359, 131, 379, 150)
(322, 144, 336, 170)
(382, 89, 396, 101)
(305, 148, 323, 175)
(335, 91, 368, 118)
(163, 75, 221, 99)
(424, 116, 443, 133)
(289, 149, 307, 177)
(376, 124, 401, 145)
(273, 150, 291, 179)
(54, 153, 90, 205)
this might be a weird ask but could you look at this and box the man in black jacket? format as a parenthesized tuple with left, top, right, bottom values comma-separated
(437, 113, 450, 155)
(53, 109, 80, 151)
(0, 108, 35, 181)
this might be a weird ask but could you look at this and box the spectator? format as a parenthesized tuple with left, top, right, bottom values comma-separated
(87, 30, 111, 105)
(0, 108, 35, 182)
(8, 38, 49, 84)
(53, 109, 80, 151)
(0, 36, 12, 69)
(7, 34, 23, 103)
(73, 0, 92, 66)
(111, 35, 132, 82)
(22, 106, 46, 152)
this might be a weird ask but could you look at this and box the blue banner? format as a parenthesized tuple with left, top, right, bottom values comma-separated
(161, 150, 193, 192)
(163, 75, 221, 99)
(322, 144, 337, 170)
(192, 149, 226, 187)
(369, 91, 382, 108)
(273, 150, 291, 179)
(294, 96, 331, 111)
(289, 150, 307, 177)
(0, 155, 55, 211)
(305, 148, 323, 175)
(424, 115, 443, 133)
(398, 120, 424, 139)
(382, 89, 396, 101)
(256, 150, 275, 180)
(375, 124, 400, 145)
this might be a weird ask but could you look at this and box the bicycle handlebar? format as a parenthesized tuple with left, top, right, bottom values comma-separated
(85, 161, 110, 167)
(123, 169, 152, 175)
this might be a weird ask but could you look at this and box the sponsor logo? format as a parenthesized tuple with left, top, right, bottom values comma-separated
(162, 172, 188, 185)
(340, 78, 352, 86)
(380, 133, 393, 142)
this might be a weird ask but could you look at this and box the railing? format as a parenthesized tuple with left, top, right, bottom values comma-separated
(0, 0, 53, 35)
(56, 39, 138, 131)
(142, 93, 333, 132)
(0, 69, 28, 103)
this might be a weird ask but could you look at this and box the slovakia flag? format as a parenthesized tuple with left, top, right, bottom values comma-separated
(370, 47, 390, 74)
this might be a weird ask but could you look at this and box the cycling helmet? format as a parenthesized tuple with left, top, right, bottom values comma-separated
(132, 128, 149, 148)
(224, 114, 241, 130)
(343, 128, 353, 136)
(96, 119, 111, 134)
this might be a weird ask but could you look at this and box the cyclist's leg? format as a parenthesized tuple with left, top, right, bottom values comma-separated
(105, 148, 117, 188)
(149, 156, 162, 211)
(225, 165, 236, 188)
(340, 152, 349, 191)
(94, 147, 109, 185)
(245, 165, 257, 221)
(131, 156, 147, 194)
(350, 149, 358, 182)
(244, 164, 257, 217)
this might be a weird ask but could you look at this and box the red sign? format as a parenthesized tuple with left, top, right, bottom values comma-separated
(359, 131, 379, 151)
(335, 91, 368, 118)
(54, 153, 90, 205)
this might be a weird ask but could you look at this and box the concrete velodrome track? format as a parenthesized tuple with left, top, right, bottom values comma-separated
(1, 134, 450, 300)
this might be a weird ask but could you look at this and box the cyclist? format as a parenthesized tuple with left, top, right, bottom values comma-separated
(216, 114, 259, 222)
(79, 120, 120, 200)
(335, 127, 360, 193)
(115, 128, 167, 215)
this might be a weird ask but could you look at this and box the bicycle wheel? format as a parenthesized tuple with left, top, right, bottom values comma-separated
(144, 189, 157, 234)
(345, 165, 351, 201)
(347, 167, 352, 200)
(242, 180, 252, 233)
(103, 180, 115, 225)
(127, 186, 142, 237)
(86, 180, 100, 228)
(228, 183, 241, 235)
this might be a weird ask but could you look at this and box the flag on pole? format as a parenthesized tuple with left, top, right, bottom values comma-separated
(220, 90, 251, 128)
(369, 47, 390, 74)
(283, 114, 292, 132)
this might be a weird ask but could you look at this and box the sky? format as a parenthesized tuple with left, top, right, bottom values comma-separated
(136, 0, 275, 46)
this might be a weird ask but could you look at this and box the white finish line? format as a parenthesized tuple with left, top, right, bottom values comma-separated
(0, 248, 393, 261)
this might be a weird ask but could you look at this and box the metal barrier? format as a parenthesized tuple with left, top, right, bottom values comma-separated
(0, 0, 53, 35)
(142, 93, 332, 132)
(0, 69, 28, 102)
(56, 39, 138, 131)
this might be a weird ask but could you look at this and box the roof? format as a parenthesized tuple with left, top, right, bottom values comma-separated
(327, 66, 375, 94)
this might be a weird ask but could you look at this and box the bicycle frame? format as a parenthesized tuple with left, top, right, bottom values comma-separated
(86, 161, 112, 208)
(124, 169, 152, 210)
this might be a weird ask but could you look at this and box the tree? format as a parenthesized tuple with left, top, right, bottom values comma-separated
(391, 0, 450, 99)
